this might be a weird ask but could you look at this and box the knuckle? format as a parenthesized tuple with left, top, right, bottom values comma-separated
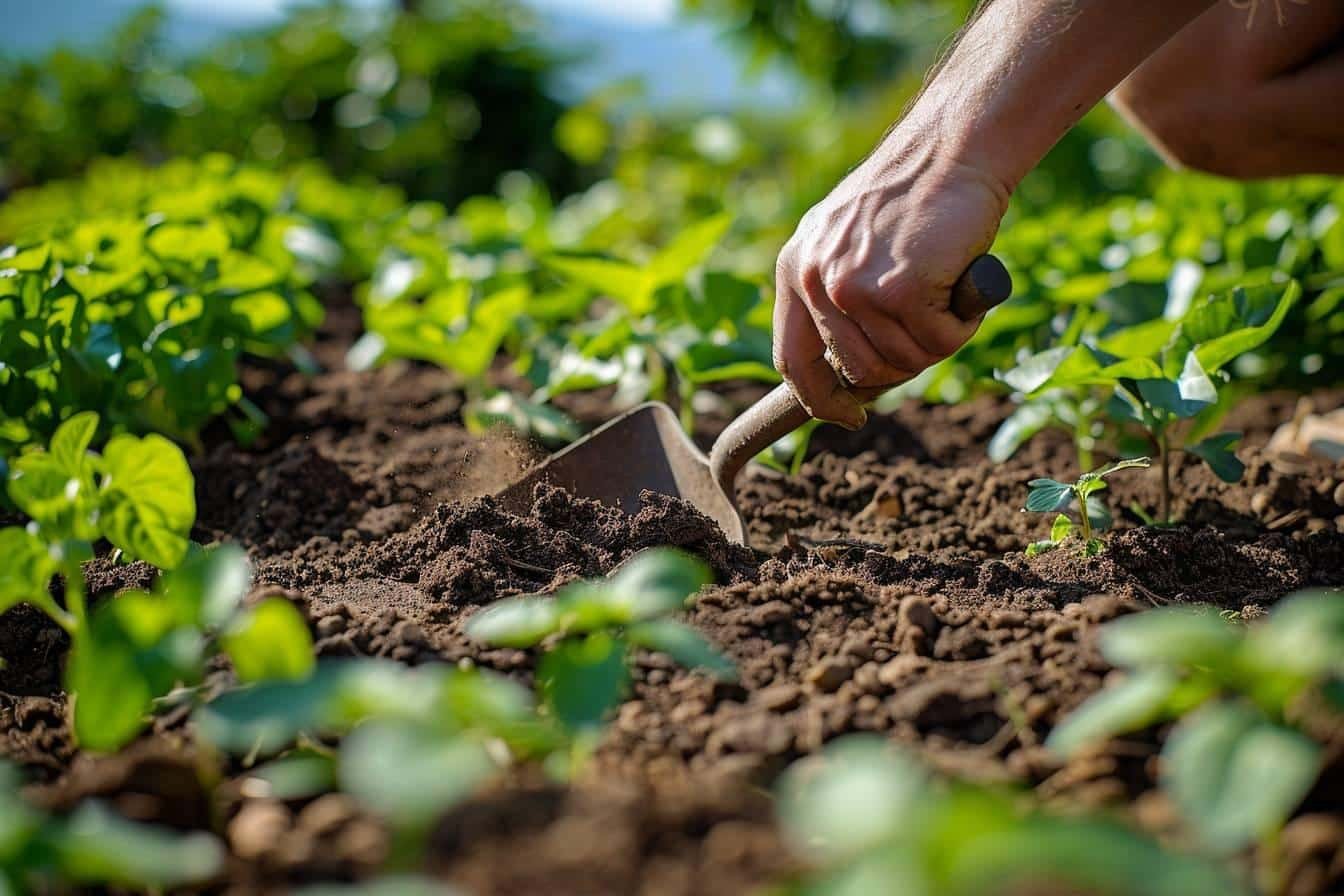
(828, 278, 871, 316)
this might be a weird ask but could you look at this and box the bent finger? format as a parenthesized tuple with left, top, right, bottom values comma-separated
(773, 287, 867, 429)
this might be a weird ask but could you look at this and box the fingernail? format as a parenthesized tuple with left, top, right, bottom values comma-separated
(841, 408, 867, 431)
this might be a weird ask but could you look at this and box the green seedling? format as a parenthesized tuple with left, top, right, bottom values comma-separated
(996, 281, 1300, 522)
(1, 161, 329, 455)
(0, 761, 224, 892)
(771, 735, 1243, 896)
(466, 547, 734, 746)
(1048, 590, 1344, 868)
(0, 412, 313, 751)
(194, 548, 730, 863)
(1024, 457, 1150, 556)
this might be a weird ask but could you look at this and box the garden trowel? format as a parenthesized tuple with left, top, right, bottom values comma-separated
(495, 255, 1011, 546)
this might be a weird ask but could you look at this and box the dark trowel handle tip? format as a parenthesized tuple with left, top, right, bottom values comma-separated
(949, 254, 1013, 321)
(709, 253, 1012, 501)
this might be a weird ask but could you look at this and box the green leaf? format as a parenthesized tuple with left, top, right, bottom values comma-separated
(988, 401, 1055, 463)
(1101, 608, 1241, 670)
(159, 544, 252, 629)
(98, 433, 196, 569)
(627, 619, 736, 681)
(537, 632, 628, 732)
(545, 255, 649, 311)
(340, 720, 496, 827)
(1025, 479, 1073, 513)
(648, 212, 733, 286)
(49, 411, 99, 473)
(1187, 432, 1245, 483)
(0, 527, 61, 619)
(1049, 513, 1073, 543)
(1047, 669, 1180, 756)
(998, 346, 1073, 394)
(466, 596, 563, 648)
(221, 598, 315, 684)
(1247, 590, 1344, 678)
(8, 453, 99, 541)
(66, 633, 155, 753)
(1137, 353, 1216, 419)
(1164, 702, 1320, 851)
(53, 801, 224, 888)
(1187, 281, 1301, 373)
(606, 548, 711, 622)
(778, 736, 928, 864)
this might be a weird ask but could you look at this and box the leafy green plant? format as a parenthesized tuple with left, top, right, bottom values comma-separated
(466, 548, 735, 747)
(1048, 590, 1344, 860)
(1024, 457, 1150, 556)
(0, 412, 313, 751)
(771, 735, 1244, 896)
(195, 549, 730, 859)
(0, 3, 580, 206)
(996, 281, 1298, 522)
(0, 761, 224, 892)
(0, 158, 337, 453)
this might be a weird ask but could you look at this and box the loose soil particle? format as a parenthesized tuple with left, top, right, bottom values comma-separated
(2, 316, 1343, 895)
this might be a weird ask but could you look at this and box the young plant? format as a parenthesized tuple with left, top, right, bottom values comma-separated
(1048, 590, 1344, 864)
(0, 761, 224, 892)
(772, 735, 1243, 896)
(194, 548, 732, 861)
(465, 547, 735, 751)
(1024, 457, 1151, 556)
(996, 280, 1300, 522)
(0, 412, 313, 751)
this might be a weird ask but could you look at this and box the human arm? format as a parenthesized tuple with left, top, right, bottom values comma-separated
(774, 0, 1218, 428)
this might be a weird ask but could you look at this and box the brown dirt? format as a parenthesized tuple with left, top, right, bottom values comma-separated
(3, 317, 1343, 895)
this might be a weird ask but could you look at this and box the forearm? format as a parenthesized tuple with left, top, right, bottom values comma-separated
(876, 0, 1219, 191)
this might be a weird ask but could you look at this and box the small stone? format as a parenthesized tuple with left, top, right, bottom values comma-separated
(297, 793, 358, 837)
(840, 636, 874, 661)
(1334, 481, 1344, 507)
(877, 655, 927, 687)
(1251, 491, 1273, 516)
(389, 620, 428, 648)
(229, 801, 291, 862)
(749, 601, 793, 627)
(756, 683, 802, 712)
(315, 616, 346, 637)
(899, 596, 939, 637)
(805, 658, 851, 693)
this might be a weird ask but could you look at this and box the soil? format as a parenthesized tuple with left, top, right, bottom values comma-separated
(3, 307, 1343, 895)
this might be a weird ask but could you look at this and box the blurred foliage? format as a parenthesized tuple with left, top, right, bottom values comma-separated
(678, 0, 975, 97)
(0, 1, 580, 204)
(0, 156, 381, 451)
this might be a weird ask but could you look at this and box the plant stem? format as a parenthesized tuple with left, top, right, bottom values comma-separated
(62, 563, 88, 629)
(1077, 488, 1094, 544)
(1158, 429, 1171, 524)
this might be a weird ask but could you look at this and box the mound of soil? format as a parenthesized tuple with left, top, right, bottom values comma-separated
(3, 317, 1343, 895)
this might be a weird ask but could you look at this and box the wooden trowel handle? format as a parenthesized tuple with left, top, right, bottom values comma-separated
(708, 254, 1012, 500)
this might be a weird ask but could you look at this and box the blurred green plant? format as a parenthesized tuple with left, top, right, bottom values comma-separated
(1, 762, 225, 893)
(0, 156, 355, 453)
(0, 412, 313, 751)
(467, 547, 734, 761)
(1049, 591, 1344, 863)
(196, 548, 729, 856)
(771, 735, 1245, 896)
(0, 3, 580, 205)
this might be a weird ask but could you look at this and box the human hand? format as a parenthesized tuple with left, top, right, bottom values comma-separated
(772, 132, 1011, 428)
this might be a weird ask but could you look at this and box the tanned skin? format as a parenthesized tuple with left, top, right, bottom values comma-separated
(774, 0, 1344, 428)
